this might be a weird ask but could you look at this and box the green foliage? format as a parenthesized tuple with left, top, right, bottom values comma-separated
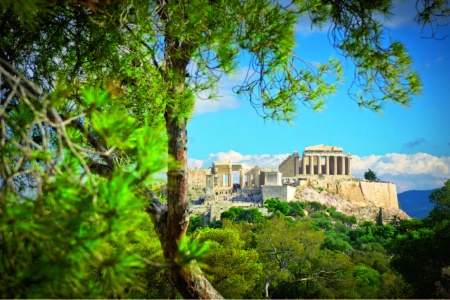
(322, 231, 353, 253)
(178, 235, 211, 267)
(221, 207, 244, 221)
(364, 169, 378, 181)
(354, 265, 381, 294)
(222, 220, 258, 250)
(288, 201, 306, 217)
(310, 211, 329, 219)
(188, 215, 204, 233)
(376, 207, 383, 226)
(208, 221, 223, 229)
(0, 0, 440, 297)
(389, 181, 450, 297)
(390, 220, 450, 297)
(256, 216, 325, 296)
(329, 210, 358, 224)
(0, 73, 167, 297)
(221, 207, 263, 224)
(264, 198, 290, 215)
(124, 224, 180, 299)
(428, 179, 450, 222)
(308, 201, 328, 212)
(197, 228, 263, 298)
(377, 272, 412, 299)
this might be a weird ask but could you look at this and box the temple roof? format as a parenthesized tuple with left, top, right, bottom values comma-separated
(213, 160, 231, 165)
(304, 144, 343, 152)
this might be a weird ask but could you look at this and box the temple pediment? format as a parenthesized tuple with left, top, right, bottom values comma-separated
(304, 144, 343, 152)
(279, 145, 352, 178)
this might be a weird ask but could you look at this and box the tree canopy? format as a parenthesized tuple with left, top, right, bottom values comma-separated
(364, 169, 378, 181)
(390, 180, 450, 298)
(1, 0, 448, 298)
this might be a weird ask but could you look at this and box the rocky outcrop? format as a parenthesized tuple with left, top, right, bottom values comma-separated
(307, 178, 399, 210)
(294, 185, 410, 222)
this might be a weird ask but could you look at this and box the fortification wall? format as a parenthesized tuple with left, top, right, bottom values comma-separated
(262, 185, 296, 202)
(188, 168, 211, 186)
(308, 178, 399, 210)
(188, 168, 213, 201)
(339, 181, 366, 206)
(360, 181, 398, 209)
(188, 185, 206, 201)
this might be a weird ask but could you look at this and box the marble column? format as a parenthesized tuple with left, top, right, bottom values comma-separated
(333, 156, 337, 175)
(308, 156, 312, 175)
(342, 156, 346, 175)
(276, 172, 282, 185)
(240, 170, 244, 188)
(228, 172, 233, 187)
(317, 155, 322, 174)
(254, 168, 260, 187)
(348, 156, 352, 176)
(302, 155, 306, 175)
(325, 155, 329, 175)
(222, 174, 225, 187)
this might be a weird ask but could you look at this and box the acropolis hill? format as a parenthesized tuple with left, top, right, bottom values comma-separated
(188, 144, 409, 223)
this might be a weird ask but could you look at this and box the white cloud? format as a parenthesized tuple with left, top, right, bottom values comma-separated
(194, 96, 240, 114)
(352, 153, 450, 192)
(187, 158, 203, 168)
(193, 68, 252, 114)
(193, 80, 241, 114)
(190, 150, 290, 169)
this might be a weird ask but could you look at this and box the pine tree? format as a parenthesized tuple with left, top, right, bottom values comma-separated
(376, 208, 383, 226)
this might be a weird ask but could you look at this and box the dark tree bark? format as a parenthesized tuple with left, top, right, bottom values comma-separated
(144, 2, 224, 296)
(146, 109, 223, 298)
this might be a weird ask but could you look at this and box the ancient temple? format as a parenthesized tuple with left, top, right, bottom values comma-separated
(279, 144, 352, 178)
(211, 161, 281, 188)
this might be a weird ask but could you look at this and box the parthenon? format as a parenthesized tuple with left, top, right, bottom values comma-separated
(279, 144, 352, 177)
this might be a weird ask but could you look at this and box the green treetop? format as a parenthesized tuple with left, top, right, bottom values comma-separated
(364, 169, 379, 181)
(1, 0, 447, 297)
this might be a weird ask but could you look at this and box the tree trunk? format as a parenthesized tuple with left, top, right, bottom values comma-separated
(144, 1, 223, 297)
(146, 107, 223, 299)
(264, 275, 275, 298)
(145, 23, 223, 299)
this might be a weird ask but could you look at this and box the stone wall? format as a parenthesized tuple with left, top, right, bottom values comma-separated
(188, 185, 206, 201)
(205, 174, 215, 201)
(262, 185, 296, 202)
(360, 181, 398, 209)
(307, 178, 399, 210)
(188, 168, 211, 186)
(279, 153, 298, 177)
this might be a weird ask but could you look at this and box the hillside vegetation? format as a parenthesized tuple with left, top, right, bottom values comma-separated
(185, 180, 450, 298)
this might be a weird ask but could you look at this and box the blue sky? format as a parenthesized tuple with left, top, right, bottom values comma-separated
(187, 1, 450, 192)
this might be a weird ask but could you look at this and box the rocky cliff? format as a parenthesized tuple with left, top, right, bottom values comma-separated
(306, 178, 399, 209)
(294, 184, 410, 223)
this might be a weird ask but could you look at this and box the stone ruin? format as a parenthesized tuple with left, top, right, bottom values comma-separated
(188, 144, 401, 224)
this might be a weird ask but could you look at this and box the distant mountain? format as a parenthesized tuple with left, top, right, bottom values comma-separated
(397, 190, 436, 219)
